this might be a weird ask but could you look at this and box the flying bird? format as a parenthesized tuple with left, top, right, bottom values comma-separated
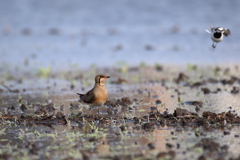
(206, 26, 231, 48)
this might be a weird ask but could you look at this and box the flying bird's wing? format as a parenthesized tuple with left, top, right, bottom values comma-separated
(205, 29, 211, 34)
(210, 26, 215, 32)
(223, 29, 231, 37)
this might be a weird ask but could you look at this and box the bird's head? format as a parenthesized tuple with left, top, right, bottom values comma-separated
(215, 27, 224, 33)
(95, 74, 110, 86)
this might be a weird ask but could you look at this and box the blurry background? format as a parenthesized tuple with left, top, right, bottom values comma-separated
(0, 0, 240, 71)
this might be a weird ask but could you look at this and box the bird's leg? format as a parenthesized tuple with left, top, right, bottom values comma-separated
(212, 42, 216, 48)
(97, 105, 102, 119)
(98, 106, 100, 118)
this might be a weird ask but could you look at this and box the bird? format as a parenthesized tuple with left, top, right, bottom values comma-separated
(206, 26, 231, 48)
(77, 74, 110, 117)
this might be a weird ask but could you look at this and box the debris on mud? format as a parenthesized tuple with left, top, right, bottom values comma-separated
(174, 72, 189, 84)
(194, 138, 229, 160)
(231, 86, 239, 94)
(105, 97, 132, 108)
(201, 87, 211, 94)
(157, 151, 176, 159)
(181, 101, 203, 107)
(1, 105, 240, 128)
(110, 77, 128, 84)
(0, 82, 20, 93)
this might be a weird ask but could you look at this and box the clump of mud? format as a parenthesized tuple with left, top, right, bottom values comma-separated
(1, 101, 240, 128)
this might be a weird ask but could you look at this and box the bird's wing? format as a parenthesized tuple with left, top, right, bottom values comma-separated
(223, 29, 231, 37)
(210, 26, 215, 32)
(205, 29, 211, 34)
(81, 90, 96, 103)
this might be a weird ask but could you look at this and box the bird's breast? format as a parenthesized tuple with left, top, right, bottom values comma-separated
(92, 87, 108, 105)
(211, 33, 223, 42)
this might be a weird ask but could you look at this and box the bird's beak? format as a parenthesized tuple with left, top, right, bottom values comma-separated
(105, 76, 110, 78)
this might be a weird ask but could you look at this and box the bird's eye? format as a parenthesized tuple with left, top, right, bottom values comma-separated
(99, 76, 104, 78)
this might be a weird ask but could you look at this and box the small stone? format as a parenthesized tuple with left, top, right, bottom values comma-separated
(150, 106, 157, 111)
(231, 86, 239, 94)
(223, 131, 230, 135)
(201, 88, 211, 94)
(147, 143, 155, 150)
(155, 99, 162, 104)
(166, 143, 174, 149)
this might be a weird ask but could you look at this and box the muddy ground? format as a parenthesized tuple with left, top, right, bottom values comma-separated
(0, 64, 240, 160)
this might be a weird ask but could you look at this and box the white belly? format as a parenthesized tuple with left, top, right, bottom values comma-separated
(211, 35, 223, 43)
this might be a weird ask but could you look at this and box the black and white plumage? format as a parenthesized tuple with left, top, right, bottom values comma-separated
(206, 27, 231, 48)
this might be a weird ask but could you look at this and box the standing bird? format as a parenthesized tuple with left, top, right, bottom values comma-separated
(77, 74, 110, 117)
(206, 26, 231, 48)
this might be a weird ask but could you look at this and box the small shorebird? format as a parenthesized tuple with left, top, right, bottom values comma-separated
(77, 74, 110, 117)
(206, 26, 231, 48)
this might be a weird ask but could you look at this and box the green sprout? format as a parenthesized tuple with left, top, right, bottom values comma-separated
(37, 66, 51, 78)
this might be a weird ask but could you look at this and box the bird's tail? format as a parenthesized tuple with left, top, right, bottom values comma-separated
(77, 93, 85, 100)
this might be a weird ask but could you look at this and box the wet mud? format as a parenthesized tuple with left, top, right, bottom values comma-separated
(1, 104, 240, 128)
(0, 64, 240, 160)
